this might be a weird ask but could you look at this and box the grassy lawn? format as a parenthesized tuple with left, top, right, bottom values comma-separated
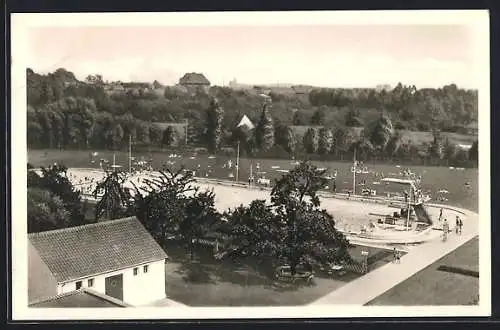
(164, 243, 396, 306)
(366, 236, 479, 306)
(28, 149, 478, 211)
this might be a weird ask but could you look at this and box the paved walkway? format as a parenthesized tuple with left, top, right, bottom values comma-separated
(311, 205, 478, 305)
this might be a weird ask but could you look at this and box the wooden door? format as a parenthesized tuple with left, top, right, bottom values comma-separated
(105, 274, 123, 301)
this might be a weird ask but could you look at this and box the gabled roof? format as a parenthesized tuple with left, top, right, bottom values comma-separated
(179, 72, 210, 86)
(28, 217, 168, 283)
(237, 115, 255, 130)
(29, 288, 132, 308)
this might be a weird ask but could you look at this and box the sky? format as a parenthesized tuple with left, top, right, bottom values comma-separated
(28, 25, 477, 89)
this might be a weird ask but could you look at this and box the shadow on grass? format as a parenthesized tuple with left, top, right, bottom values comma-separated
(166, 242, 323, 291)
(164, 241, 395, 293)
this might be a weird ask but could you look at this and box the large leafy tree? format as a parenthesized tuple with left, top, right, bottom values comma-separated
(132, 167, 221, 257)
(254, 104, 275, 151)
(225, 162, 351, 276)
(28, 164, 87, 226)
(181, 189, 221, 259)
(206, 97, 224, 154)
(223, 200, 281, 266)
(27, 187, 70, 233)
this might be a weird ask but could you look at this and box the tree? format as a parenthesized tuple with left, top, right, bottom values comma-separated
(443, 137, 457, 161)
(317, 128, 334, 155)
(345, 107, 362, 127)
(282, 126, 297, 154)
(181, 189, 221, 260)
(206, 97, 224, 154)
(310, 108, 326, 125)
(303, 128, 319, 154)
(223, 200, 280, 267)
(27, 164, 87, 227)
(111, 123, 124, 150)
(132, 167, 221, 259)
(385, 130, 402, 157)
(469, 140, 478, 162)
(162, 126, 178, 147)
(149, 124, 163, 146)
(352, 138, 375, 160)
(292, 111, 308, 125)
(27, 187, 70, 233)
(93, 170, 133, 221)
(369, 112, 394, 151)
(429, 129, 444, 159)
(224, 162, 351, 276)
(136, 122, 151, 145)
(254, 104, 275, 151)
(275, 124, 297, 155)
(332, 127, 354, 156)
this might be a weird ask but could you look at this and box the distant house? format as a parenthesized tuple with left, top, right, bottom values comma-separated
(121, 82, 153, 95)
(104, 82, 153, 95)
(178, 72, 211, 94)
(28, 217, 168, 306)
(29, 288, 132, 308)
(291, 85, 312, 95)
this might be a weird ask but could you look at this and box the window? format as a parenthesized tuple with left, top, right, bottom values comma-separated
(88, 278, 94, 287)
(143, 265, 149, 273)
(76, 281, 82, 290)
(133, 267, 138, 276)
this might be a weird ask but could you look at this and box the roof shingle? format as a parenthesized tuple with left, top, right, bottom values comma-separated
(28, 217, 168, 283)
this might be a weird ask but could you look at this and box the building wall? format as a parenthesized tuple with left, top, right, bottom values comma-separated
(28, 241, 58, 303)
(57, 259, 166, 306)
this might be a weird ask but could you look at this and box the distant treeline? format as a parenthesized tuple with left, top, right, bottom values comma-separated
(26, 68, 478, 167)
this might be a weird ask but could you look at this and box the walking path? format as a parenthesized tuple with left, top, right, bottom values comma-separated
(311, 205, 478, 305)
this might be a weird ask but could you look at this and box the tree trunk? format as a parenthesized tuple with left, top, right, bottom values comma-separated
(290, 261, 297, 276)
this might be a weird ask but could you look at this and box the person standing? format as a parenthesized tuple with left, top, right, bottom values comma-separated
(442, 219, 449, 242)
(459, 217, 463, 234)
(456, 216, 460, 234)
(439, 208, 443, 222)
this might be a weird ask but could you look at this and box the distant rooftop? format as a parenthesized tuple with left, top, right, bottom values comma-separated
(179, 72, 211, 86)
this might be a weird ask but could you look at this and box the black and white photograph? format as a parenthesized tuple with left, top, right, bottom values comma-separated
(10, 10, 491, 319)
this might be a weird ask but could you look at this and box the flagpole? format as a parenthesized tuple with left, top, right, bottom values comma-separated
(249, 160, 253, 187)
(129, 134, 132, 173)
(236, 141, 240, 182)
(353, 148, 357, 195)
(113, 153, 116, 171)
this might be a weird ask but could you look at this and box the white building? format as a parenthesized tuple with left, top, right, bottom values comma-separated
(28, 217, 168, 307)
